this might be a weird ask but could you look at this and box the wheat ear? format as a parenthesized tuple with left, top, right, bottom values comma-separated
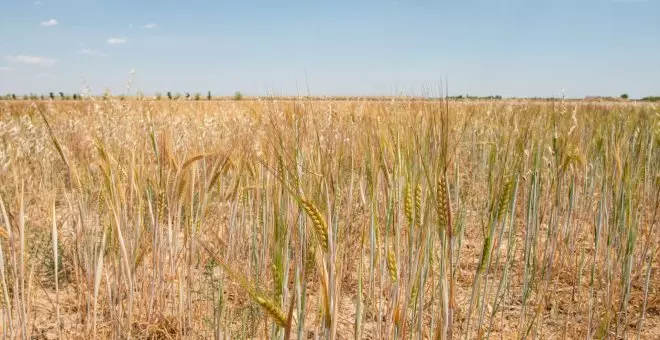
(300, 199, 329, 252)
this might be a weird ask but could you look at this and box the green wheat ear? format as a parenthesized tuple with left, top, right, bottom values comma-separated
(497, 177, 513, 222)
(405, 182, 414, 228)
(198, 239, 288, 328)
(414, 183, 422, 227)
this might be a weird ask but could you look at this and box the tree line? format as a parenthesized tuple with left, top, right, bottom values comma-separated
(0, 91, 246, 101)
(2, 91, 658, 102)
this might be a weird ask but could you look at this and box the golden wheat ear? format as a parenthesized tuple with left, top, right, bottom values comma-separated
(386, 244, 397, 282)
(436, 174, 450, 233)
(254, 295, 288, 327)
(300, 199, 329, 252)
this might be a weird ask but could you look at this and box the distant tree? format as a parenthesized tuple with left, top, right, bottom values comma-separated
(11, 94, 16, 100)
(49, 92, 55, 100)
(167, 91, 172, 100)
(207, 90, 211, 101)
(184, 92, 190, 100)
(119, 95, 125, 101)
(233, 91, 243, 100)
(73, 94, 78, 100)
(194, 92, 201, 101)
(620, 93, 629, 100)
(155, 92, 162, 100)
(40, 95, 45, 100)
(59, 92, 65, 100)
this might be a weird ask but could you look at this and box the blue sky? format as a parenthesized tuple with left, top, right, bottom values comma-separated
(0, 0, 658, 98)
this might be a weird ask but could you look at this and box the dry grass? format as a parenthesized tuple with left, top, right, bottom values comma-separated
(0, 98, 658, 339)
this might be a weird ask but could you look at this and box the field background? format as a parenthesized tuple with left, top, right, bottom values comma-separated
(0, 99, 658, 339)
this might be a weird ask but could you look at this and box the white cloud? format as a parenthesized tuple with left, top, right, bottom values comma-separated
(4, 55, 57, 67)
(34, 1, 43, 4)
(0, 66, 12, 72)
(40, 19, 58, 27)
(143, 23, 158, 29)
(79, 49, 108, 57)
(36, 72, 56, 79)
(107, 38, 127, 44)
(128, 24, 134, 28)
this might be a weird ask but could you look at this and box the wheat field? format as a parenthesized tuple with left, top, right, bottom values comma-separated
(0, 98, 658, 339)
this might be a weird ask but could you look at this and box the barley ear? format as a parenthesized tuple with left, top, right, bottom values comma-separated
(180, 154, 205, 172)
